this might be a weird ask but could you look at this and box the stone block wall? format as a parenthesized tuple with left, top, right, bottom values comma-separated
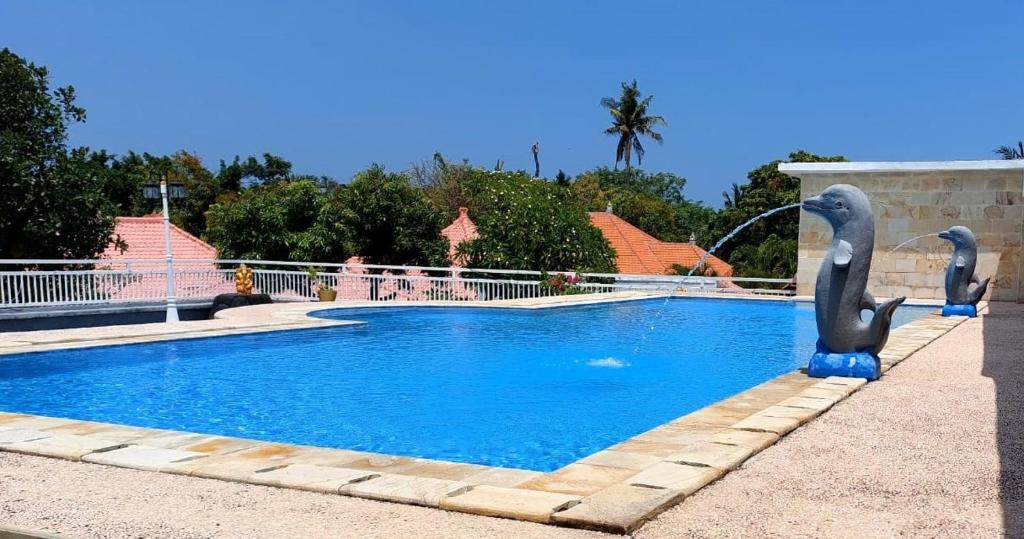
(792, 167, 1024, 302)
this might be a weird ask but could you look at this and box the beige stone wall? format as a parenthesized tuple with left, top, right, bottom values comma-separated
(794, 169, 1024, 302)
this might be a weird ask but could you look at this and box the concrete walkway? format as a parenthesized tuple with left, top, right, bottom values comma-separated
(0, 304, 1019, 537)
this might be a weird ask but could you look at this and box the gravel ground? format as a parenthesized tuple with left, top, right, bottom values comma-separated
(637, 303, 1022, 538)
(1, 304, 1019, 538)
(0, 451, 614, 539)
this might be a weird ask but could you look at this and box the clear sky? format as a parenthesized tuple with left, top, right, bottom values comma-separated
(2, 1, 1022, 205)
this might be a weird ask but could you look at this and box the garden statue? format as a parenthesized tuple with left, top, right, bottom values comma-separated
(234, 264, 254, 295)
(938, 226, 989, 317)
(209, 264, 270, 317)
(802, 184, 905, 380)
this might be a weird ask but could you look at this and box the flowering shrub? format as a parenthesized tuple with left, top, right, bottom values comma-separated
(454, 170, 617, 273)
(540, 272, 584, 295)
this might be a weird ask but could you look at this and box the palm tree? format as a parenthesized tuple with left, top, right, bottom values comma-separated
(601, 80, 666, 170)
(722, 182, 745, 208)
(994, 141, 1024, 159)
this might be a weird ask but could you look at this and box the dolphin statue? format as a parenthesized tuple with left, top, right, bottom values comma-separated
(802, 184, 905, 356)
(938, 225, 989, 306)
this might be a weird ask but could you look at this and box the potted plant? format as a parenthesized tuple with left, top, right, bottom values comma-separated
(306, 267, 337, 302)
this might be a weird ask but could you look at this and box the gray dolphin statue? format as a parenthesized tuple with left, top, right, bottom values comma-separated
(938, 225, 989, 306)
(802, 184, 905, 355)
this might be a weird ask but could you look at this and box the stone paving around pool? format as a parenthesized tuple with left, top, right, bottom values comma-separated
(0, 294, 974, 534)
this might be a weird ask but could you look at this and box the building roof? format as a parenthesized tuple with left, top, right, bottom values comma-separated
(588, 211, 733, 276)
(101, 216, 218, 269)
(440, 207, 479, 267)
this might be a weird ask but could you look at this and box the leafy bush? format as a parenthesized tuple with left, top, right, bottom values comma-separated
(713, 151, 845, 268)
(570, 167, 712, 244)
(205, 180, 353, 262)
(338, 165, 449, 266)
(540, 272, 584, 295)
(457, 169, 616, 273)
(728, 234, 797, 287)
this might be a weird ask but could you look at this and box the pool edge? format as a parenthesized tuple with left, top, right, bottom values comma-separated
(0, 302, 976, 533)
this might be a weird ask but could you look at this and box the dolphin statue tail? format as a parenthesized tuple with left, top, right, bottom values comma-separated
(869, 296, 906, 355)
(967, 277, 990, 305)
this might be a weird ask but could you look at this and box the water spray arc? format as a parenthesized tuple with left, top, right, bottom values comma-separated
(685, 203, 802, 278)
(632, 203, 801, 356)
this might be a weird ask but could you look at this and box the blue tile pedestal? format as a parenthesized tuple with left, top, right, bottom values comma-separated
(807, 340, 881, 381)
(942, 303, 977, 317)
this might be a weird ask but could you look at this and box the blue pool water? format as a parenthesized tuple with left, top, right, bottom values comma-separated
(0, 298, 933, 471)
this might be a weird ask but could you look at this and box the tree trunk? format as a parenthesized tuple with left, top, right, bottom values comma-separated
(532, 142, 540, 178)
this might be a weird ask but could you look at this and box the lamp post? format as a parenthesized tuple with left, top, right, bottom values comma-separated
(142, 178, 187, 322)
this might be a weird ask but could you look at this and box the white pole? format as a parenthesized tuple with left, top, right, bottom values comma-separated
(160, 180, 179, 322)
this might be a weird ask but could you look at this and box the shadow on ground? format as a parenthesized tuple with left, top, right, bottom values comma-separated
(981, 302, 1024, 538)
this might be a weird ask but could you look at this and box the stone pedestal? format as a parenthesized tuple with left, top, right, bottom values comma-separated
(941, 303, 977, 317)
(209, 293, 273, 318)
(807, 341, 880, 381)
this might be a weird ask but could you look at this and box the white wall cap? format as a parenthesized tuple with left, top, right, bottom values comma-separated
(779, 160, 1024, 174)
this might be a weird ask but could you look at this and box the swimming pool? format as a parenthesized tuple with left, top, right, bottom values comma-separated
(0, 298, 932, 471)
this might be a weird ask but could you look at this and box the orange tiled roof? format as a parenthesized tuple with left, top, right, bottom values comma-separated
(440, 207, 479, 267)
(588, 212, 733, 277)
(101, 216, 218, 269)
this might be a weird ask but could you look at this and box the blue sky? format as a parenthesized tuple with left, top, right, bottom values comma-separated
(2, 1, 1022, 205)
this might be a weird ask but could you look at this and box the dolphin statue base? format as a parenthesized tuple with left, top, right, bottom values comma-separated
(808, 340, 881, 381)
(942, 303, 977, 318)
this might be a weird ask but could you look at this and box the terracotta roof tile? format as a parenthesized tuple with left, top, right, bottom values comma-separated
(587, 212, 664, 273)
(98, 216, 228, 300)
(588, 212, 733, 277)
(101, 216, 218, 269)
(440, 207, 479, 267)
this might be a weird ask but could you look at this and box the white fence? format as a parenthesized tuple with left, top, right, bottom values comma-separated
(0, 259, 793, 309)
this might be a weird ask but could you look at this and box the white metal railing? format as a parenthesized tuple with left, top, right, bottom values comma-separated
(0, 258, 793, 308)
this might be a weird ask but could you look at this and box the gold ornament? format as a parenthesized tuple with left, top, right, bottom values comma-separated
(234, 264, 254, 294)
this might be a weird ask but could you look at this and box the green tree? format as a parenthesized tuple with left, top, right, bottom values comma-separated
(216, 153, 293, 191)
(339, 165, 449, 266)
(601, 81, 666, 170)
(97, 150, 225, 237)
(0, 48, 120, 261)
(94, 150, 150, 215)
(570, 167, 702, 243)
(994, 141, 1023, 159)
(716, 150, 846, 277)
(553, 169, 570, 187)
(205, 179, 352, 262)
(169, 151, 224, 236)
(408, 153, 474, 220)
(611, 191, 681, 241)
(674, 202, 719, 248)
(458, 169, 616, 272)
(722, 182, 744, 208)
(574, 167, 686, 203)
(728, 234, 798, 280)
